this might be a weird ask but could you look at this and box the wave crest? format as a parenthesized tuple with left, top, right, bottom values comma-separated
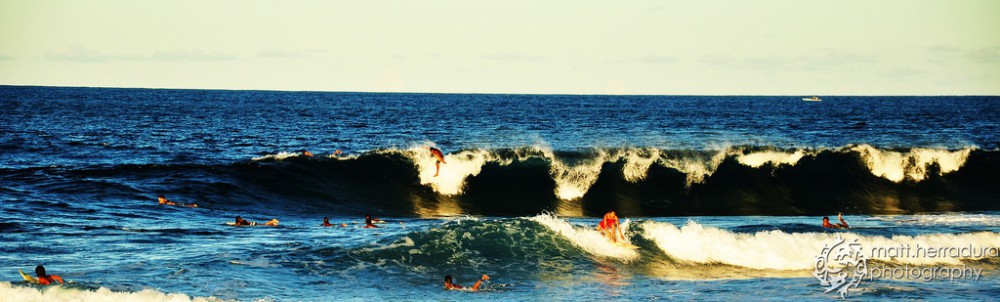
(396, 144, 977, 199)
(641, 221, 1000, 270)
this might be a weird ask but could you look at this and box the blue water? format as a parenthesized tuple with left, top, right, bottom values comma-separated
(2, 86, 999, 301)
(2, 87, 997, 169)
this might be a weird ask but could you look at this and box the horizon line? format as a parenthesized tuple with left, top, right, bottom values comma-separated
(2, 84, 998, 98)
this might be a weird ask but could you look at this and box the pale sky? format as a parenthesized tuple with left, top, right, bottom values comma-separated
(1, 0, 998, 95)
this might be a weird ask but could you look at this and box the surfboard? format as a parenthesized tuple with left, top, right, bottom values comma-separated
(19, 269, 38, 284)
(615, 242, 640, 250)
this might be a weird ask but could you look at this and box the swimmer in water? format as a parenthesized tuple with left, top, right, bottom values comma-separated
(444, 274, 489, 291)
(822, 213, 850, 229)
(430, 147, 446, 177)
(363, 214, 380, 228)
(322, 217, 333, 227)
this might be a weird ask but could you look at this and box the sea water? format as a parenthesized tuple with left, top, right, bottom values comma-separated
(1, 86, 999, 301)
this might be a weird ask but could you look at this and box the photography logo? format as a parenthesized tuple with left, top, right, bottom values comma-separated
(814, 234, 868, 299)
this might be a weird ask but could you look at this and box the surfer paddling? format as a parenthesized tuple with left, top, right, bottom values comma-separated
(430, 147, 446, 177)
(444, 274, 489, 291)
(158, 195, 197, 208)
(32, 265, 64, 285)
(234, 216, 279, 227)
(822, 213, 849, 229)
(597, 211, 625, 243)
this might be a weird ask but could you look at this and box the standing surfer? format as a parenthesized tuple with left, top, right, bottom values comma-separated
(430, 147, 446, 177)
(597, 211, 625, 243)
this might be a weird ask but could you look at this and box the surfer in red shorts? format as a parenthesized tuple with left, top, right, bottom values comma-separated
(430, 147, 446, 177)
(597, 211, 624, 242)
(444, 274, 489, 291)
(822, 213, 850, 229)
(34, 265, 64, 285)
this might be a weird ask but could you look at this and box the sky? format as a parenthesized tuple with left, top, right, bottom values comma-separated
(1, 0, 999, 95)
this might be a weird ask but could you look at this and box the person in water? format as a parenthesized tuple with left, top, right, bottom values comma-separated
(235, 216, 252, 226)
(430, 147, 446, 177)
(444, 274, 489, 291)
(322, 217, 333, 227)
(822, 213, 850, 229)
(158, 195, 177, 206)
(364, 214, 380, 228)
(158, 195, 197, 208)
(303, 150, 314, 157)
(234, 216, 279, 226)
(34, 265, 64, 285)
(597, 211, 624, 242)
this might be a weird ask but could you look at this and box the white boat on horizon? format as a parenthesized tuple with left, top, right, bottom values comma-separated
(802, 96, 822, 102)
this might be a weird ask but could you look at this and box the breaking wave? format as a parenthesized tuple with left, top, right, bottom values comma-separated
(641, 221, 1000, 270)
(308, 215, 999, 276)
(10, 144, 998, 216)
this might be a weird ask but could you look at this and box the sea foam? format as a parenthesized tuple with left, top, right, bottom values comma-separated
(642, 221, 1000, 270)
(0, 282, 240, 302)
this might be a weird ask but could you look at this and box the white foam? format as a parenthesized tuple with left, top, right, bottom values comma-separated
(546, 148, 607, 200)
(530, 214, 639, 261)
(642, 221, 1000, 270)
(619, 148, 661, 182)
(736, 150, 807, 168)
(250, 152, 303, 161)
(657, 150, 728, 186)
(409, 145, 496, 196)
(871, 213, 1000, 227)
(400, 144, 976, 201)
(0, 282, 236, 302)
(850, 145, 973, 182)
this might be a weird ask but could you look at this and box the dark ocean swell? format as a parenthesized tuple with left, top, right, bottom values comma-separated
(6, 145, 996, 217)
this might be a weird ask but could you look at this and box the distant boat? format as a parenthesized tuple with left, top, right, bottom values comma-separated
(802, 96, 822, 102)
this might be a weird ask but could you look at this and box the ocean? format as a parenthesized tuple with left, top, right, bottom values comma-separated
(1, 86, 998, 301)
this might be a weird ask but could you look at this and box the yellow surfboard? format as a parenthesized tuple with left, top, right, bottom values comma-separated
(19, 269, 38, 284)
(615, 242, 640, 249)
